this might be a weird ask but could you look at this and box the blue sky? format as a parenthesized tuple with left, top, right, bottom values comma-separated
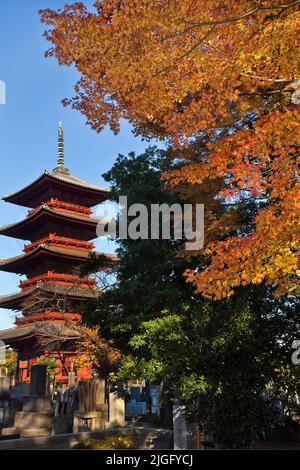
(0, 1, 151, 329)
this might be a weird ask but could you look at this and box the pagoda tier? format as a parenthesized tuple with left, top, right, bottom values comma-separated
(0, 322, 82, 367)
(0, 245, 116, 277)
(2, 170, 109, 208)
(0, 319, 91, 383)
(0, 281, 99, 312)
(0, 206, 108, 242)
(0, 325, 47, 353)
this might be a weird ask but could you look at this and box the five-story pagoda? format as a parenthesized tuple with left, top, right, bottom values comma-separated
(0, 123, 115, 383)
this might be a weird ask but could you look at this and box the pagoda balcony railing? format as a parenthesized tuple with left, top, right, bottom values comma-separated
(19, 271, 96, 290)
(23, 234, 95, 253)
(27, 198, 92, 217)
(15, 311, 82, 326)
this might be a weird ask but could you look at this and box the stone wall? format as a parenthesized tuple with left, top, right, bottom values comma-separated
(0, 426, 173, 450)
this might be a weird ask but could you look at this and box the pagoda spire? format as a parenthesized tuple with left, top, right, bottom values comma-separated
(53, 121, 70, 175)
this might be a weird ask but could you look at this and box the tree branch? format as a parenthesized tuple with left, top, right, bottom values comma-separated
(181, 1, 300, 28)
(163, 1, 300, 41)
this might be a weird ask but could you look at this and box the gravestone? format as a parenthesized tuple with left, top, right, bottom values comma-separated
(131, 386, 141, 401)
(150, 386, 161, 415)
(30, 365, 47, 396)
(0, 377, 10, 393)
(0, 400, 10, 425)
(173, 405, 200, 450)
(109, 391, 125, 425)
(0, 364, 53, 437)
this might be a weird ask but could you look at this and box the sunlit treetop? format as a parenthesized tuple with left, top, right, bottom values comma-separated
(40, 1, 300, 139)
(40, 1, 300, 299)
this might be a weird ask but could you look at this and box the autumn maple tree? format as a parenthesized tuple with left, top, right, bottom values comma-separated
(73, 326, 121, 378)
(40, 1, 300, 299)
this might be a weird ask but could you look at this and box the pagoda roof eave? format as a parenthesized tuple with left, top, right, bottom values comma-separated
(0, 246, 117, 274)
(2, 171, 110, 208)
(0, 322, 81, 346)
(0, 284, 101, 310)
(0, 325, 36, 343)
(0, 290, 30, 311)
(0, 246, 91, 272)
(0, 206, 105, 237)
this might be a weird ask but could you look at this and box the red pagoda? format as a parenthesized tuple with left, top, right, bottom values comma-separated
(0, 123, 115, 384)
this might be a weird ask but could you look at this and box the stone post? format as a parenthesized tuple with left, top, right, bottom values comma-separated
(95, 379, 105, 408)
(67, 372, 76, 389)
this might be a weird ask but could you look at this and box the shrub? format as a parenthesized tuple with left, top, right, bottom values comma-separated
(73, 436, 135, 450)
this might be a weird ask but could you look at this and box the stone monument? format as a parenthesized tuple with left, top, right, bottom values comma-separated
(2, 365, 54, 438)
(73, 379, 106, 432)
(173, 405, 200, 449)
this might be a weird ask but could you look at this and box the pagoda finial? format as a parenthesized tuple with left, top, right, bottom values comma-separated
(53, 121, 70, 175)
